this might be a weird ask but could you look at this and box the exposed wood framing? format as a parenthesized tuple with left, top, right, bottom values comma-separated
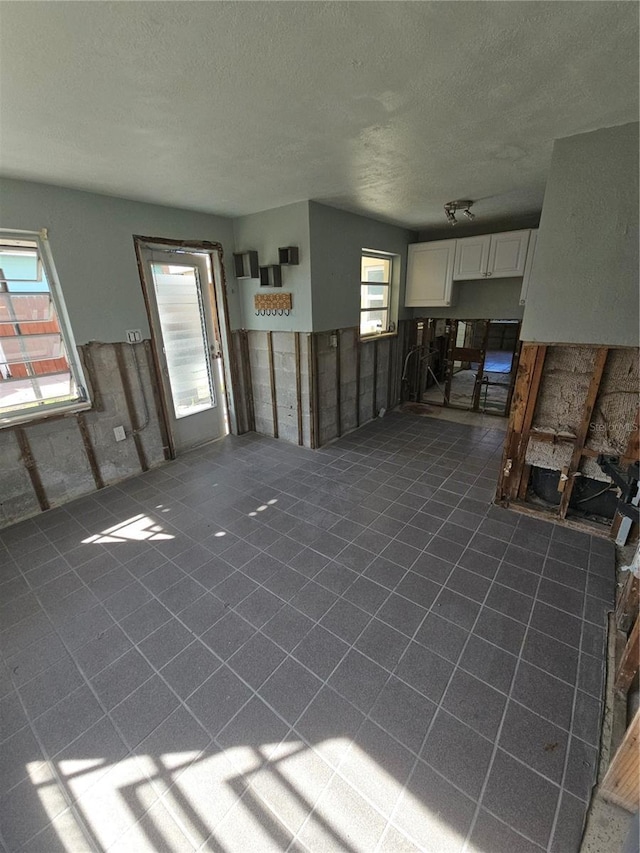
(471, 321, 490, 412)
(294, 332, 303, 446)
(143, 340, 172, 460)
(76, 413, 104, 490)
(611, 407, 640, 541)
(601, 708, 640, 811)
(266, 331, 278, 440)
(372, 339, 378, 418)
(336, 330, 342, 437)
(387, 337, 394, 411)
(14, 427, 49, 511)
(114, 343, 148, 472)
(616, 572, 640, 633)
(496, 343, 547, 502)
(355, 332, 361, 427)
(77, 343, 103, 411)
(557, 346, 609, 518)
(615, 614, 639, 693)
(239, 330, 255, 433)
(308, 333, 319, 449)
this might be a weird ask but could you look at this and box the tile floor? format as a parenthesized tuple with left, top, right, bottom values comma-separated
(0, 412, 615, 852)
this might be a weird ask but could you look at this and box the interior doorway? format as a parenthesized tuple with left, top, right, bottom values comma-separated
(134, 237, 231, 455)
(419, 319, 521, 416)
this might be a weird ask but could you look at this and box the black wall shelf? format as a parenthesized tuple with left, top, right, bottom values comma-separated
(259, 265, 282, 287)
(278, 246, 299, 266)
(233, 251, 259, 279)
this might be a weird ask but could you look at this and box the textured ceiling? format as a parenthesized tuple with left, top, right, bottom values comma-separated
(0, 1, 637, 229)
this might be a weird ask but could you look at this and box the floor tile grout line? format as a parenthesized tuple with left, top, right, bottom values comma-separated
(461, 528, 557, 852)
(545, 557, 591, 852)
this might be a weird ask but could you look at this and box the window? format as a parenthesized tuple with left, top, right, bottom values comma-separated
(360, 251, 397, 338)
(0, 230, 88, 425)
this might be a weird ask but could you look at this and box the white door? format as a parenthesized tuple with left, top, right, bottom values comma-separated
(140, 247, 227, 453)
(405, 240, 456, 307)
(487, 230, 530, 278)
(453, 235, 491, 280)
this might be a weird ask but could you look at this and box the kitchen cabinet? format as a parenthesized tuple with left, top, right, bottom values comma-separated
(453, 230, 531, 280)
(405, 239, 456, 307)
(519, 229, 538, 305)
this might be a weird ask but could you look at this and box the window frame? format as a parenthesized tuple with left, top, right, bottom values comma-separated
(0, 228, 90, 427)
(359, 249, 399, 341)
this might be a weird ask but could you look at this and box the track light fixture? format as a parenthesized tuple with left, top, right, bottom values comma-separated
(444, 200, 475, 225)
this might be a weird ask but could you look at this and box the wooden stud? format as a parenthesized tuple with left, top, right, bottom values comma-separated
(267, 331, 278, 439)
(355, 330, 361, 427)
(308, 334, 319, 449)
(558, 346, 609, 519)
(601, 708, 640, 811)
(444, 321, 457, 405)
(616, 572, 640, 633)
(143, 340, 172, 460)
(503, 326, 522, 417)
(372, 339, 379, 419)
(77, 343, 103, 412)
(335, 330, 342, 437)
(471, 320, 490, 412)
(14, 427, 49, 512)
(387, 337, 394, 412)
(294, 332, 303, 446)
(76, 413, 104, 490)
(114, 343, 148, 472)
(615, 614, 639, 693)
(240, 330, 256, 433)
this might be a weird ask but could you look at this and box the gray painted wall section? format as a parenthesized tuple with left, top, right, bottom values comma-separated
(309, 201, 417, 332)
(0, 177, 241, 342)
(521, 122, 639, 345)
(232, 202, 312, 332)
(412, 279, 524, 320)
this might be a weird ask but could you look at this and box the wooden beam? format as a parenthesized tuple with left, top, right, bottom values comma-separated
(372, 339, 379, 419)
(267, 331, 278, 439)
(601, 708, 640, 811)
(308, 333, 319, 449)
(616, 572, 640, 633)
(114, 343, 148, 472)
(14, 427, 49, 512)
(76, 413, 104, 490)
(444, 321, 457, 405)
(615, 614, 640, 693)
(387, 337, 394, 411)
(471, 320, 489, 412)
(143, 340, 173, 460)
(336, 330, 342, 437)
(355, 330, 361, 427)
(558, 346, 609, 519)
(294, 332, 303, 446)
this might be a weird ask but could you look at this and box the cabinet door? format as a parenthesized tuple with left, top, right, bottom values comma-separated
(487, 230, 530, 278)
(405, 240, 456, 307)
(453, 235, 491, 280)
(519, 229, 537, 305)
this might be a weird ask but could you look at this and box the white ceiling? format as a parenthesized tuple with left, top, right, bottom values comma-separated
(0, 1, 637, 229)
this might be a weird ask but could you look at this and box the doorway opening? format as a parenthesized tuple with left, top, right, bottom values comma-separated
(409, 318, 521, 417)
(134, 236, 234, 456)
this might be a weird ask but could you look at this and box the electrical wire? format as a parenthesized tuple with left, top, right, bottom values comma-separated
(575, 484, 615, 504)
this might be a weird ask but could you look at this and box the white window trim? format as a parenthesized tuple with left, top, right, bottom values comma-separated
(359, 249, 399, 341)
(0, 228, 90, 427)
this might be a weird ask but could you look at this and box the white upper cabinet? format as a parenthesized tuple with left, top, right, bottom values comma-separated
(453, 229, 531, 280)
(519, 229, 538, 305)
(487, 230, 530, 277)
(453, 235, 491, 280)
(405, 239, 456, 307)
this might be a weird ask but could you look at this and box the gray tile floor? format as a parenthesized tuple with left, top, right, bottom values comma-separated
(0, 412, 615, 852)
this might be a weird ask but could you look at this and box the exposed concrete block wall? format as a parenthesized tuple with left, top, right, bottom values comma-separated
(0, 341, 166, 528)
(272, 332, 301, 445)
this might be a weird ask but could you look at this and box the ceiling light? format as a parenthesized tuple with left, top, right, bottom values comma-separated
(444, 199, 475, 226)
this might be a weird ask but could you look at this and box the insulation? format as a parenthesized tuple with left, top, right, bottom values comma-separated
(533, 346, 597, 433)
(586, 347, 639, 455)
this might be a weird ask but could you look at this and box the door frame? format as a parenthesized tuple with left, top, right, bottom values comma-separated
(133, 235, 240, 459)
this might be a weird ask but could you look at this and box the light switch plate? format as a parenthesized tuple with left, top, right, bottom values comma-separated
(113, 426, 126, 442)
(126, 329, 142, 343)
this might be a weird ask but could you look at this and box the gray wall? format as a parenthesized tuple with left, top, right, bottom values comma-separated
(232, 201, 312, 332)
(521, 122, 639, 345)
(412, 279, 524, 321)
(309, 201, 417, 332)
(0, 177, 241, 342)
